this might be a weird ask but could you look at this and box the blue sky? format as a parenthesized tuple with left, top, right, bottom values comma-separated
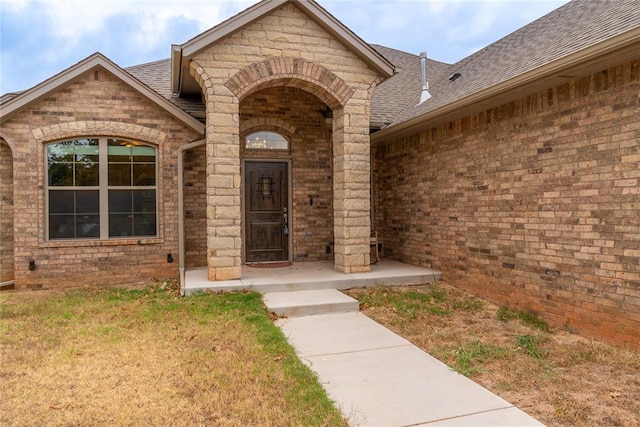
(0, 0, 567, 95)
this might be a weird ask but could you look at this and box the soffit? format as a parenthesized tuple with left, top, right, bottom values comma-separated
(172, 0, 394, 96)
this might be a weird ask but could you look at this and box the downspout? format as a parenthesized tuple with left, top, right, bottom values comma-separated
(178, 138, 206, 297)
(0, 280, 15, 288)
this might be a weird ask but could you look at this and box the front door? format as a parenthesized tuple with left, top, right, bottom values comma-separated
(244, 161, 289, 263)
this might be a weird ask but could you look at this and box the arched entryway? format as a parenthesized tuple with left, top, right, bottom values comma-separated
(240, 86, 335, 264)
(0, 138, 14, 285)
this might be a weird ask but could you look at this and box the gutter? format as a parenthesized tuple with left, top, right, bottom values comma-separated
(177, 138, 206, 297)
(372, 27, 640, 143)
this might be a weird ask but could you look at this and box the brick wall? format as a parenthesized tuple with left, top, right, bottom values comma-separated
(0, 68, 202, 289)
(374, 60, 640, 348)
(183, 145, 208, 268)
(0, 139, 14, 283)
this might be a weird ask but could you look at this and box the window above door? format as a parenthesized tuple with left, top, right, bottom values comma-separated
(244, 131, 288, 150)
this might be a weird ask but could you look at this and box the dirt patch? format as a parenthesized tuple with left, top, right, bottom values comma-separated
(345, 282, 640, 427)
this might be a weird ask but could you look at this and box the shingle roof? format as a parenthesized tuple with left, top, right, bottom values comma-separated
(382, 0, 640, 128)
(125, 59, 206, 123)
(21, 0, 634, 132)
(369, 45, 453, 128)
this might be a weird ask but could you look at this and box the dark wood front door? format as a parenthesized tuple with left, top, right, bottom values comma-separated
(245, 161, 289, 263)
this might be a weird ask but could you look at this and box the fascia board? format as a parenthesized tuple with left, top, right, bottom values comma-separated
(1, 53, 205, 135)
(371, 28, 640, 143)
(171, 44, 183, 95)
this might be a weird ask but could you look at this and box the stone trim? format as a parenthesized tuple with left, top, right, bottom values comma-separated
(224, 58, 354, 109)
(239, 117, 297, 137)
(31, 121, 168, 144)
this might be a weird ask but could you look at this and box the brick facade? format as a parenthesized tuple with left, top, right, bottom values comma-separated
(374, 60, 640, 348)
(0, 69, 202, 289)
(0, 139, 13, 283)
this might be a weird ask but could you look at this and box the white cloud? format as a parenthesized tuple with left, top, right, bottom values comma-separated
(10, 0, 255, 53)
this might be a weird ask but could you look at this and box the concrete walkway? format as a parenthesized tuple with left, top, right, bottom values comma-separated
(273, 299, 544, 426)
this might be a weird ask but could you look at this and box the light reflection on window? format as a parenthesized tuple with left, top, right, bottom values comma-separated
(245, 131, 288, 150)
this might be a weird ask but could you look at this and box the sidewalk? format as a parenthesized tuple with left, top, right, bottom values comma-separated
(276, 311, 544, 426)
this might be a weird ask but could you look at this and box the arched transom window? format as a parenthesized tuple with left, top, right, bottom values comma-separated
(245, 131, 289, 150)
(46, 138, 157, 240)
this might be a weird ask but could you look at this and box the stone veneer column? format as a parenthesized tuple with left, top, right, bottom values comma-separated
(333, 98, 371, 273)
(206, 93, 242, 281)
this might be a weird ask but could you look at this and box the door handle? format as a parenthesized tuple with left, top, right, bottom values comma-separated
(283, 207, 289, 236)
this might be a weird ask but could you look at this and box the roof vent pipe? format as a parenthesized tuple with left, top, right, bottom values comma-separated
(418, 51, 432, 104)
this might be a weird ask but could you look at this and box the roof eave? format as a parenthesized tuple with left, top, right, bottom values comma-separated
(1, 53, 205, 135)
(372, 27, 640, 143)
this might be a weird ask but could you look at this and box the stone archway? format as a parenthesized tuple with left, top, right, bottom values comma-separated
(190, 57, 374, 280)
(0, 138, 14, 284)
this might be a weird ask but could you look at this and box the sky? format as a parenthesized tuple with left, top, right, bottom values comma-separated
(0, 0, 568, 95)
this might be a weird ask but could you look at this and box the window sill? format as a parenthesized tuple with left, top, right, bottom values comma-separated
(40, 237, 164, 249)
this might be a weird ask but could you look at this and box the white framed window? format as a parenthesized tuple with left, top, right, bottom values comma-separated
(245, 131, 289, 150)
(46, 138, 157, 240)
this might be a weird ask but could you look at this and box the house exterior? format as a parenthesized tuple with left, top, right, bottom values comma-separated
(1, 0, 638, 348)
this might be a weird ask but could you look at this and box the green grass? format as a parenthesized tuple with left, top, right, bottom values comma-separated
(497, 306, 549, 331)
(0, 285, 346, 426)
(516, 334, 549, 359)
(450, 340, 509, 376)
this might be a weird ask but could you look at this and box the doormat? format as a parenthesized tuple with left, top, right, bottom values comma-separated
(246, 262, 293, 268)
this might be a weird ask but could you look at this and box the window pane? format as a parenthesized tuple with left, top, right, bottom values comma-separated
(49, 190, 75, 214)
(108, 190, 132, 214)
(76, 190, 99, 214)
(133, 213, 156, 236)
(75, 161, 99, 186)
(47, 139, 99, 187)
(108, 164, 132, 186)
(108, 139, 133, 162)
(133, 190, 156, 212)
(245, 131, 288, 150)
(109, 214, 133, 237)
(48, 163, 73, 186)
(132, 145, 156, 162)
(76, 215, 100, 238)
(133, 164, 155, 186)
(49, 215, 74, 239)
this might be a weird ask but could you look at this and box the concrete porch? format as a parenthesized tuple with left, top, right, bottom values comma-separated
(184, 260, 441, 295)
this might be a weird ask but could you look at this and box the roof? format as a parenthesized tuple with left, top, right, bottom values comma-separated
(126, 59, 206, 123)
(371, 0, 640, 139)
(172, 0, 394, 96)
(0, 53, 205, 134)
(3, 0, 638, 139)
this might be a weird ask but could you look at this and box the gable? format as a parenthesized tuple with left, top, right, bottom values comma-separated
(0, 53, 205, 135)
(171, 0, 393, 97)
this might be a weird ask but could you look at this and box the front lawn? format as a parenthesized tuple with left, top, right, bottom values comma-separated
(345, 283, 640, 427)
(0, 283, 346, 426)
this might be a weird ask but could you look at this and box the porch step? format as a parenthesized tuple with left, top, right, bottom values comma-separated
(263, 289, 359, 317)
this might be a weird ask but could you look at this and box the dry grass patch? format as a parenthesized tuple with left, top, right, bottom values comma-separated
(345, 282, 640, 427)
(0, 283, 346, 426)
